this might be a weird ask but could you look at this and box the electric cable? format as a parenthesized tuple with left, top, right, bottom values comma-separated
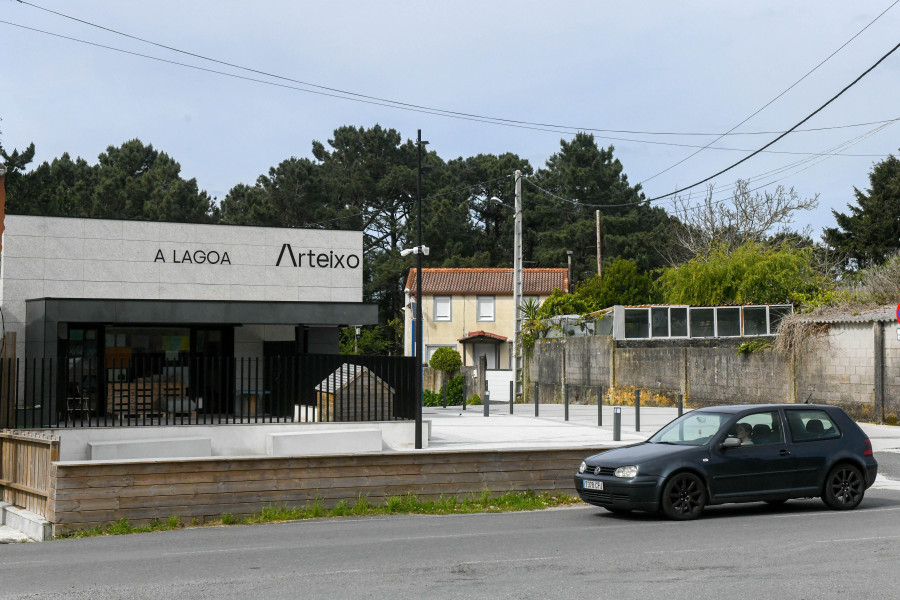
(638, 0, 900, 185)
(645, 40, 900, 203)
(7, 0, 898, 141)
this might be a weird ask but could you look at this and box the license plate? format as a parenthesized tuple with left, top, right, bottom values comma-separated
(584, 480, 604, 491)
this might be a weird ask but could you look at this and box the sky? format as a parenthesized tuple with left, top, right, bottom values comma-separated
(1, 1, 899, 240)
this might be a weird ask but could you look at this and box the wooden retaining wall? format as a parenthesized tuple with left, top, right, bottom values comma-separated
(47, 447, 606, 534)
(0, 430, 60, 518)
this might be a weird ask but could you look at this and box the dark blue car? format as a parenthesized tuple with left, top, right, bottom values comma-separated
(575, 404, 878, 520)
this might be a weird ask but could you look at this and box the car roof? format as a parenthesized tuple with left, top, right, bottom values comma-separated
(695, 403, 837, 414)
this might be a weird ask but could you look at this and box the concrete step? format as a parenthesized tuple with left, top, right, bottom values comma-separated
(1, 502, 51, 542)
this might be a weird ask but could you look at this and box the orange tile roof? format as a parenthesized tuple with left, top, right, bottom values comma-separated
(405, 268, 568, 295)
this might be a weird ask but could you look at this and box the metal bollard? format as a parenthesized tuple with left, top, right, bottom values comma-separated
(442, 383, 447, 408)
(598, 386, 603, 427)
(677, 393, 683, 417)
(484, 388, 490, 417)
(509, 381, 514, 415)
(613, 406, 622, 441)
(634, 389, 641, 432)
(564, 384, 569, 421)
(462, 377, 466, 411)
(534, 382, 540, 417)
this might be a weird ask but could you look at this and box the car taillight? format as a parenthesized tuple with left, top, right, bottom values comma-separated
(864, 437, 873, 456)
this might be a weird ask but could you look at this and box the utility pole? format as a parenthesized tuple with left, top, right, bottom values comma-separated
(415, 129, 427, 449)
(512, 170, 523, 399)
(596, 209, 602, 278)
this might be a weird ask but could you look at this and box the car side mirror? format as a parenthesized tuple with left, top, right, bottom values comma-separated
(720, 437, 741, 449)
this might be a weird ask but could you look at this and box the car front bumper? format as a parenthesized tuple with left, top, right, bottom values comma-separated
(574, 474, 661, 512)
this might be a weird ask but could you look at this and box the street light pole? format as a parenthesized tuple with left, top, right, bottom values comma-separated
(0, 161, 7, 256)
(512, 170, 523, 399)
(414, 129, 427, 449)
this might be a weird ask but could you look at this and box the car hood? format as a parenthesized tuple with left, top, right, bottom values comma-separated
(587, 442, 700, 466)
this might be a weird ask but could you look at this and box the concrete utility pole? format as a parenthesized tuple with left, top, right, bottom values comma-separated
(513, 170, 523, 399)
(415, 129, 427, 449)
(596, 209, 602, 278)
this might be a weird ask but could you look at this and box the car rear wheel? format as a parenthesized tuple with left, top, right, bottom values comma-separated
(822, 464, 865, 510)
(661, 472, 706, 520)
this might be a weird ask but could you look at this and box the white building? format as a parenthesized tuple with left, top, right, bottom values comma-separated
(0, 214, 376, 364)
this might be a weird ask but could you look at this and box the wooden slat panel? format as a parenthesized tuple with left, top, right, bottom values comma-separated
(48, 447, 608, 533)
(0, 430, 59, 519)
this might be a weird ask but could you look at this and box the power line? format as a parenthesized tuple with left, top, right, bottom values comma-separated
(520, 116, 898, 215)
(8, 0, 899, 142)
(645, 40, 900, 202)
(638, 0, 900, 186)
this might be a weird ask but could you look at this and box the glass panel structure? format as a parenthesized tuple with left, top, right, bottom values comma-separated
(716, 307, 741, 337)
(651, 307, 669, 337)
(670, 307, 688, 337)
(689, 308, 715, 338)
(624, 308, 649, 338)
(743, 306, 768, 335)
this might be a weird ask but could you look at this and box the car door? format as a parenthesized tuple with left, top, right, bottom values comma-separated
(783, 408, 843, 494)
(706, 410, 794, 500)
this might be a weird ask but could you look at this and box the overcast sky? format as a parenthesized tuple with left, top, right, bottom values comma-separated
(2, 1, 898, 239)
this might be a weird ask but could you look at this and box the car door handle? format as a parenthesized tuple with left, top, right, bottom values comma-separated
(779, 449, 791, 456)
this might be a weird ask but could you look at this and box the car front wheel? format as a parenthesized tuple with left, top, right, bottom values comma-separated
(822, 464, 865, 510)
(661, 472, 706, 520)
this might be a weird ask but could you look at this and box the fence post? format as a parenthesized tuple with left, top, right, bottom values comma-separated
(442, 381, 447, 408)
(462, 374, 466, 411)
(634, 388, 641, 432)
(484, 388, 490, 417)
(598, 386, 603, 427)
(677, 393, 683, 417)
(613, 406, 621, 441)
(534, 382, 539, 417)
(509, 380, 514, 414)
(564, 383, 569, 421)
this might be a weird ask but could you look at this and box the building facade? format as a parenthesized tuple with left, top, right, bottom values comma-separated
(403, 267, 568, 369)
(0, 215, 378, 415)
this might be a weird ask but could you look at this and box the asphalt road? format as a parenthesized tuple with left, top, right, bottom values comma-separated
(2, 490, 899, 600)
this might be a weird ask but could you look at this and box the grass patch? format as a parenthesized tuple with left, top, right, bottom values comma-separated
(56, 490, 580, 539)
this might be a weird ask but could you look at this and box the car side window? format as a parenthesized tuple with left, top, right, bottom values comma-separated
(786, 409, 841, 442)
(727, 411, 783, 446)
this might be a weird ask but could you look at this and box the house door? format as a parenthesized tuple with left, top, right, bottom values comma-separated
(473, 343, 497, 369)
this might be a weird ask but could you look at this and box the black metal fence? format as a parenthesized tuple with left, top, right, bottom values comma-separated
(0, 354, 418, 429)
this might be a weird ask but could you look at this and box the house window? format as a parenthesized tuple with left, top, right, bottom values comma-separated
(476, 296, 495, 322)
(433, 296, 452, 322)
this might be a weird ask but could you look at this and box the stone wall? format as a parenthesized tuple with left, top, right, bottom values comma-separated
(529, 321, 899, 423)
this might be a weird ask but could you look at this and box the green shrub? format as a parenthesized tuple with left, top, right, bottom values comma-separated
(429, 347, 462, 373)
(422, 389, 443, 407)
(468, 393, 482, 406)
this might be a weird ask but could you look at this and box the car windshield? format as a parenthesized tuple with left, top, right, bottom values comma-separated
(648, 411, 728, 446)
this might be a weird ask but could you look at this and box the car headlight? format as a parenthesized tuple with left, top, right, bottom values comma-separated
(614, 465, 639, 478)
(579, 461, 587, 474)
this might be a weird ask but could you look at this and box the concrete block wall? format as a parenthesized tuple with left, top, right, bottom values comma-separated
(529, 322, 897, 423)
(797, 324, 873, 409)
(884, 323, 900, 422)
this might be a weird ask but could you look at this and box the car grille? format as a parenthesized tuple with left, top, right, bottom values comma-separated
(592, 466, 616, 476)
(579, 489, 629, 505)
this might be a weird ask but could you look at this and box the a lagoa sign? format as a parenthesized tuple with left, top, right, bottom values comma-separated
(275, 244, 360, 269)
(154, 249, 231, 265)
(153, 245, 361, 268)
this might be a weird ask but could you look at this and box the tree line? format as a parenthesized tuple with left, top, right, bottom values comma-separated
(2, 127, 897, 353)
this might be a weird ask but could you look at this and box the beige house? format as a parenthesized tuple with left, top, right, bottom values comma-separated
(404, 268, 568, 369)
